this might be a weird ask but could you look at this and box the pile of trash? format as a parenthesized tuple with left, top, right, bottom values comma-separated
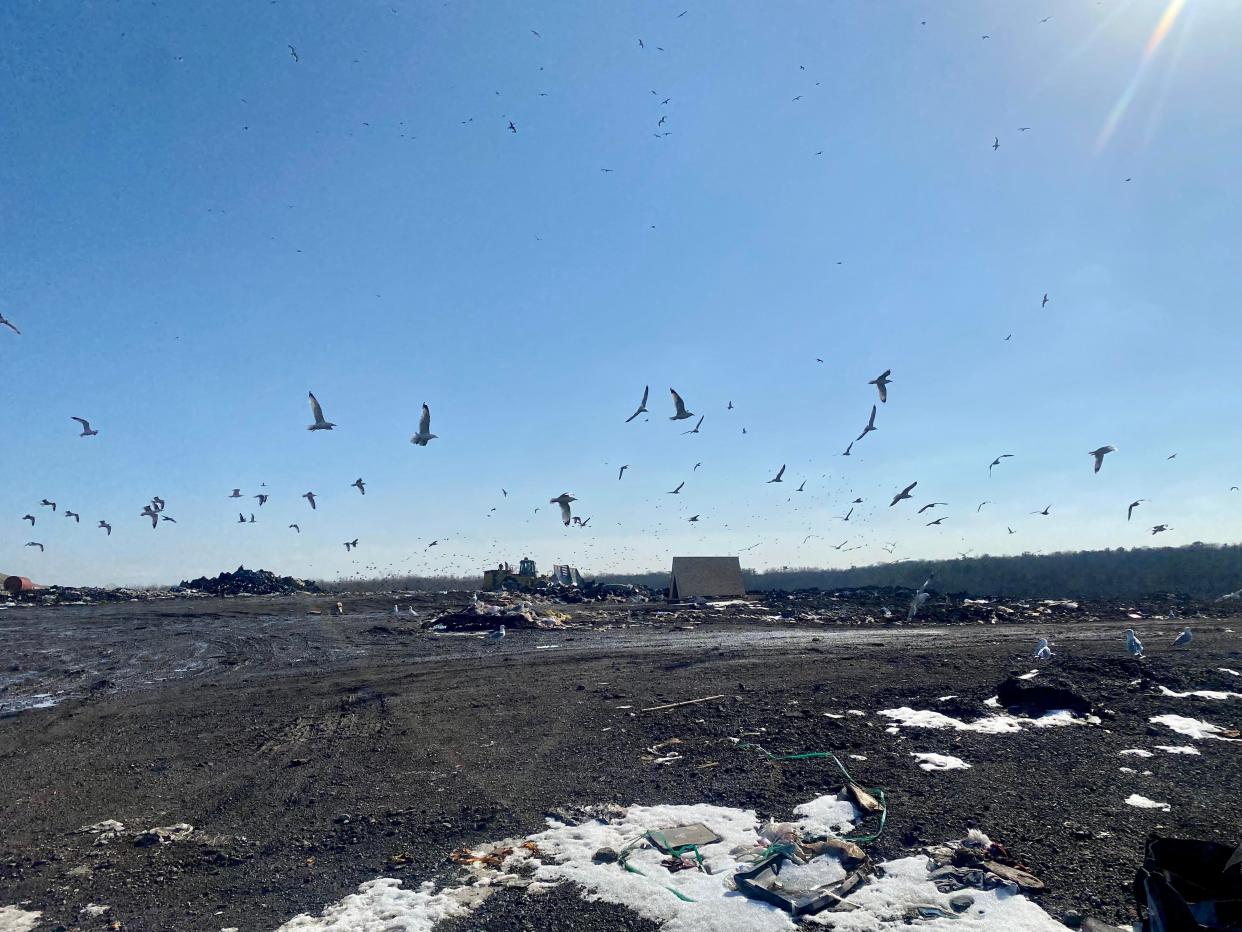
(177, 565, 320, 596)
(8, 584, 186, 606)
(428, 597, 570, 632)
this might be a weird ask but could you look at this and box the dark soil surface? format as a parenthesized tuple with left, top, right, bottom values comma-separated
(1, 592, 1240, 931)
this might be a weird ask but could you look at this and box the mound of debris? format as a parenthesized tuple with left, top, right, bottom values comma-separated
(428, 597, 569, 632)
(8, 584, 183, 606)
(178, 565, 320, 597)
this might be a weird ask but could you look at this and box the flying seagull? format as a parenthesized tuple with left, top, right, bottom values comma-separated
(1125, 628, 1144, 658)
(925, 517, 947, 526)
(1041, 293, 1049, 307)
(693, 462, 701, 471)
(411, 403, 437, 445)
(161, 515, 176, 523)
(152, 496, 165, 512)
(855, 405, 877, 442)
(890, 481, 917, 506)
(687, 515, 700, 522)
(288, 45, 299, 62)
(303, 491, 317, 509)
(65, 510, 80, 522)
(40, 499, 56, 512)
(21, 513, 37, 525)
(767, 465, 785, 484)
(839, 508, 853, 521)
(343, 539, 358, 552)
(977, 501, 992, 512)
(307, 392, 336, 430)
(140, 506, 159, 529)
(289, 524, 300, 533)
(869, 369, 892, 403)
(668, 481, 685, 494)
(1034, 638, 1053, 660)
(508, 121, 517, 133)
(25, 542, 43, 552)
(618, 465, 629, 480)
(1032, 505, 1051, 516)
(1172, 627, 1193, 648)
(550, 492, 576, 526)
(229, 489, 242, 498)
(1089, 445, 1116, 473)
(248, 514, 256, 523)
(992, 137, 1000, 150)
(1127, 500, 1144, 521)
(0, 312, 20, 335)
(238, 513, 247, 524)
(669, 388, 694, 420)
(917, 502, 947, 514)
(352, 478, 366, 495)
(255, 494, 269, 506)
(988, 454, 1014, 476)
(70, 417, 99, 437)
(842, 441, 853, 456)
(98, 521, 111, 535)
(1151, 524, 1171, 535)
(796, 480, 805, 492)
(626, 386, 649, 422)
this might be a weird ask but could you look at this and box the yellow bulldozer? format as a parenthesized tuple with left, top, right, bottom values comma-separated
(481, 557, 544, 592)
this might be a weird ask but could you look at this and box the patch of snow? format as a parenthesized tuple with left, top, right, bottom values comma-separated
(1119, 767, 1137, 774)
(1150, 713, 1239, 741)
(1119, 749, 1154, 758)
(1125, 795, 1171, 811)
(709, 599, 751, 609)
(983, 696, 1000, 708)
(1017, 670, 1040, 680)
(1157, 686, 1242, 700)
(1155, 745, 1200, 755)
(880, 707, 1096, 734)
(793, 793, 860, 835)
(911, 753, 971, 771)
(936, 695, 958, 701)
(0, 907, 42, 932)
(277, 878, 479, 931)
(1219, 668, 1240, 677)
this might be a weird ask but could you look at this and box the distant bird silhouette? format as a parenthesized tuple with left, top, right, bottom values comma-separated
(1128, 500, 1144, 521)
(626, 386, 649, 423)
(693, 462, 702, 471)
(1041, 293, 1049, 307)
(869, 369, 892, 403)
(796, 480, 806, 492)
(25, 541, 43, 552)
(229, 489, 242, 498)
(669, 388, 694, 420)
(1151, 524, 1171, 535)
(307, 392, 335, 430)
(152, 496, 165, 512)
(977, 501, 992, 512)
(141, 505, 159, 529)
(289, 524, 300, 533)
(1167, 453, 1177, 460)
(344, 539, 358, 552)
(668, 481, 685, 494)
(352, 478, 366, 495)
(508, 121, 517, 133)
(917, 502, 947, 514)
(98, 521, 111, 536)
(40, 499, 56, 512)
(410, 403, 437, 445)
(992, 137, 1000, 150)
(65, 510, 80, 522)
(1089, 445, 1116, 473)
(1172, 627, 1193, 648)
(1008, 526, 1015, 534)
(249, 514, 256, 523)
(682, 415, 704, 435)
(856, 405, 878, 442)
(890, 481, 917, 506)
(767, 465, 785, 484)
(988, 454, 1014, 476)
(288, 45, 299, 62)
(1032, 505, 1052, 516)
(71, 417, 99, 437)
(255, 494, 269, 506)
(842, 441, 853, 456)
(238, 513, 247, 524)
(0, 312, 20, 335)
(727, 401, 733, 410)
(687, 515, 700, 522)
(925, 517, 947, 526)
(161, 515, 176, 523)
(22, 514, 34, 525)
(303, 491, 317, 510)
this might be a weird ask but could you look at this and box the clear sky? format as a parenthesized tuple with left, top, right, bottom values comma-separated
(3, 0, 1241, 587)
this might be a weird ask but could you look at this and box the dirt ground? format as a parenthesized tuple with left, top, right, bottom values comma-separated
(1, 592, 1240, 931)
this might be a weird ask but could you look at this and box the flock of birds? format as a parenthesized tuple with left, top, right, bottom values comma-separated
(1033, 626, 1192, 663)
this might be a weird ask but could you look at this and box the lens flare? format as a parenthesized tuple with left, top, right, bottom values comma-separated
(1095, 0, 1188, 152)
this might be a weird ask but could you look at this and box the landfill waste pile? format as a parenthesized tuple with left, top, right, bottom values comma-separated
(427, 596, 571, 632)
(177, 566, 321, 597)
(5, 583, 187, 606)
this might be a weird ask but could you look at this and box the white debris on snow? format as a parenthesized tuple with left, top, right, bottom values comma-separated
(880, 707, 1096, 734)
(793, 793, 859, 835)
(1150, 713, 1240, 741)
(0, 907, 42, 932)
(276, 878, 481, 931)
(1155, 745, 1201, 755)
(1119, 749, 1154, 757)
(1157, 686, 1242, 700)
(911, 753, 971, 771)
(1125, 794, 1171, 811)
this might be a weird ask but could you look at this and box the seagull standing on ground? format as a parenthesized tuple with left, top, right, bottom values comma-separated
(1034, 638, 1053, 660)
(410, 403, 437, 445)
(352, 478, 366, 495)
(487, 625, 506, 644)
(303, 491, 317, 510)
(1125, 628, 1144, 658)
(70, 417, 99, 437)
(307, 392, 336, 430)
(869, 369, 892, 403)
(1172, 627, 1193, 648)
(889, 481, 917, 506)
(856, 405, 878, 442)
(550, 492, 576, 526)
(625, 386, 649, 423)
(669, 388, 694, 421)
(1090, 445, 1116, 473)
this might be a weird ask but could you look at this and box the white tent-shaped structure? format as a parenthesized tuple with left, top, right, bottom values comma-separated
(668, 556, 745, 601)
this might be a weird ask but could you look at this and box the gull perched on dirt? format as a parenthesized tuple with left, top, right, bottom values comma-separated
(855, 405, 878, 442)
(486, 625, 506, 644)
(307, 392, 336, 430)
(1172, 627, 1193, 648)
(767, 465, 785, 484)
(1126, 628, 1144, 658)
(410, 403, 437, 445)
(669, 388, 694, 421)
(70, 416, 99, 437)
(889, 481, 917, 506)
(352, 478, 366, 495)
(625, 386, 649, 423)
(550, 492, 576, 525)
(869, 369, 892, 403)
(303, 491, 317, 510)
(1034, 637, 1053, 660)
(1089, 445, 1116, 473)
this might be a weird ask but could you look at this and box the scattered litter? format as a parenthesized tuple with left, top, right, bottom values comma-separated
(1125, 794, 1171, 811)
(642, 695, 725, 713)
(1149, 713, 1240, 741)
(1157, 685, 1242, 700)
(79, 904, 111, 918)
(1155, 745, 1200, 755)
(1137, 836, 1242, 932)
(73, 819, 126, 845)
(132, 822, 195, 846)
(911, 753, 971, 772)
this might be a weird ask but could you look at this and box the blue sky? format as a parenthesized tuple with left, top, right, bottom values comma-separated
(3, 0, 1241, 587)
